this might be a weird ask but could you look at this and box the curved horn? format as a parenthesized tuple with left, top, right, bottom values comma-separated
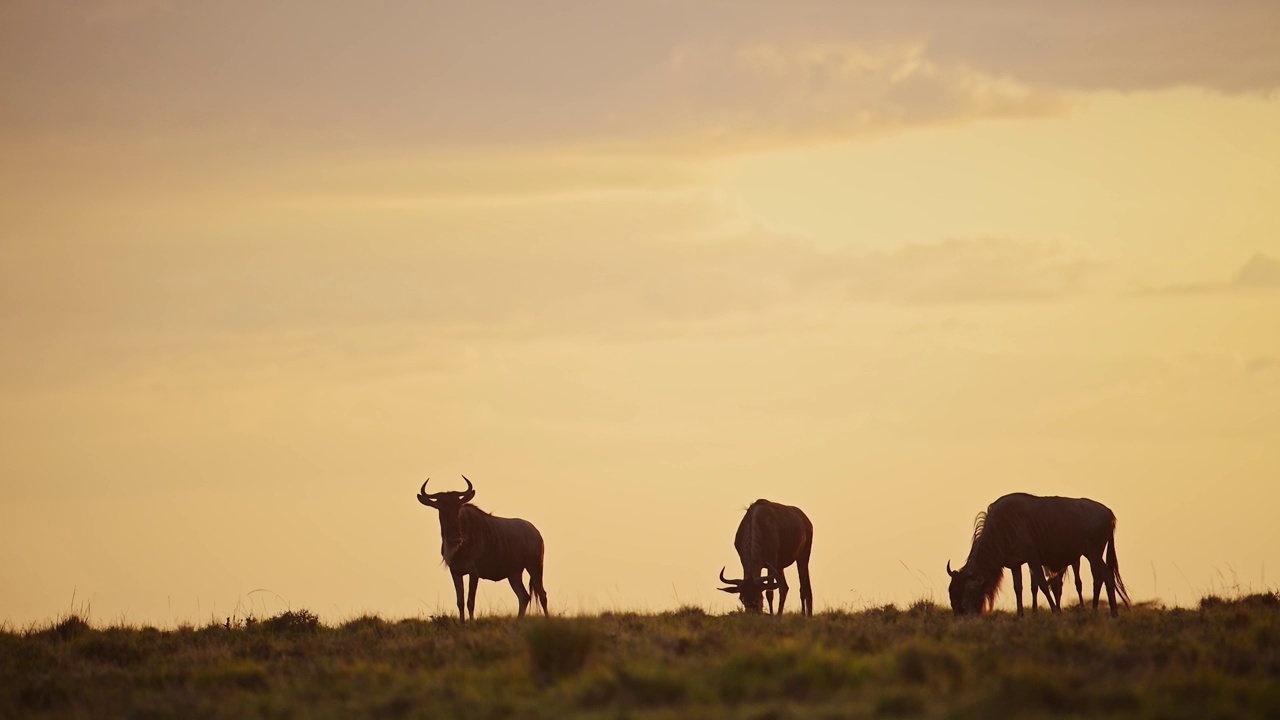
(417, 479, 436, 506)
(719, 566, 739, 585)
(459, 475, 476, 502)
(947, 560, 957, 578)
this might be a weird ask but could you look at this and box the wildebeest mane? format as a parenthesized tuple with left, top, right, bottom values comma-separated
(440, 505, 498, 565)
(963, 501, 1054, 610)
(970, 511, 987, 545)
(452, 505, 522, 565)
(744, 502, 780, 576)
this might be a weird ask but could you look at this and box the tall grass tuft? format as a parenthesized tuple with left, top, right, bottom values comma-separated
(525, 617, 597, 684)
(40, 615, 91, 642)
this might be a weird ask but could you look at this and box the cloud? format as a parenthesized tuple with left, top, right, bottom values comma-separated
(639, 41, 1060, 152)
(1246, 356, 1280, 375)
(84, 0, 172, 23)
(825, 238, 1097, 305)
(3, 1, 1276, 155)
(1, 231, 1097, 359)
(1231, 253, 1280, 289)
(892, 1, 1280, 94)
(1038, 351, 1280, 441)
(1139, 253, 1280, 296)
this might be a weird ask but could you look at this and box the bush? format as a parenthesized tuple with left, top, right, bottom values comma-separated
(258, 609, 319, 635)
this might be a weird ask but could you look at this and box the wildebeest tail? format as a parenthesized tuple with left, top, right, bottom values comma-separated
(1107, 530, 1131, 607)
(530, 547, 549, 616)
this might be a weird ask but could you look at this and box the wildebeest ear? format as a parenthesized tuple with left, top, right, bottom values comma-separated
(717, 587, 741, 594)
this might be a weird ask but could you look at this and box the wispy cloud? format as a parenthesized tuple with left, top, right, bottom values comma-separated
(1137, 253, 1280, 297)
(1, 231, 1098, 352)
(1246, 355, 1280, 375)
(3, 1, 1276, 154)
(826, 238, 1097, 305)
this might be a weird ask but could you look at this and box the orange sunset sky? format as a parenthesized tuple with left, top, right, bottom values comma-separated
(2, 1, 1279, 625)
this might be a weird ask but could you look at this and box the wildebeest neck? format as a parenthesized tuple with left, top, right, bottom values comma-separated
(438, 514, 466, 563)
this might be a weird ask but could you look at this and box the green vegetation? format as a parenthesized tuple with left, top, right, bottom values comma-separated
(2, 595, 1278, 719)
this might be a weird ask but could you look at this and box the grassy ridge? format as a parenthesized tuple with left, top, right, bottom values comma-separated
(2, 595, 1278, 719)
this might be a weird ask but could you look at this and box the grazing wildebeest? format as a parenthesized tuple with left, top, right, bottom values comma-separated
(717, 499, 814, 616)
(947, 493, 1130, 617)
(416, 476, 548, 621)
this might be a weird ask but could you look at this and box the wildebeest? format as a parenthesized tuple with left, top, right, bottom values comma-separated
(947, 493, 1130, 617)
(717, 499, 814, 616)
(416, 476, 548, 621)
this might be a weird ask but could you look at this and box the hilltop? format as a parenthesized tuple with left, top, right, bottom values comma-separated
(2, 594, 1278, 719)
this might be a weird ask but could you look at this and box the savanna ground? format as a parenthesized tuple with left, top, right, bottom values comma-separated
(3, 594, 1278, 719)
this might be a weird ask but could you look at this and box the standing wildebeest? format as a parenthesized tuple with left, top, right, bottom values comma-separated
(717, 499, 814, 616)
(947, 493, 1130, 617)
(416, 476, 548, 621)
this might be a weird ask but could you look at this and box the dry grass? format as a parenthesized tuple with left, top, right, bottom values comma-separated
(2, 594, 1278, 719)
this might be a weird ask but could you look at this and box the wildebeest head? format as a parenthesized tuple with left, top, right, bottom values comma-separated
(947, 560, 995, 616)
(417, 476, 477, 561)
(717, 566, 781, 613)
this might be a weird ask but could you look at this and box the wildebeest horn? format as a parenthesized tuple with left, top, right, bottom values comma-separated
(459, 475, 476, 502)
(417, 478, 436, 506)
(718, 566, 741, 594)
(947, 561, 956, 578)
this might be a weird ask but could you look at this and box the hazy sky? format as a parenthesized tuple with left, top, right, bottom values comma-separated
(2, 1, 1279, 626)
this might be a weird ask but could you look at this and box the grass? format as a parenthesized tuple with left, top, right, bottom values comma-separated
(1, 594, 1278, 719)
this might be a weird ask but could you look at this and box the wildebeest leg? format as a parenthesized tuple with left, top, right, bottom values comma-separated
(1050, 569, 1064, 609)
(1072, 560, 1084, 608)
(1012, 565, 1026, 616)
(451, 570, 466, 621)
(1102, 550, 1119, 617)
(765, 589, 775, 616)
(528, 564, 549, 616)
(797, 553, 813, 617)
(1029, 564, 1059, 612)
(775, 568, 790, 616)
(508, 574, 531, 617)
(1087, 553, 1105, 612)
(466, 575, 480, 620)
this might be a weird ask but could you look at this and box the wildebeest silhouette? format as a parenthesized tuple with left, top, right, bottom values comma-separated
(717, 499, 813, 616)
(416, 476, 548, 621)
(947, 493, 1129, 617)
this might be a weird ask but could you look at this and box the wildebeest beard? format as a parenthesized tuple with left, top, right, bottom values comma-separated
(440, 524, 465, 565)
